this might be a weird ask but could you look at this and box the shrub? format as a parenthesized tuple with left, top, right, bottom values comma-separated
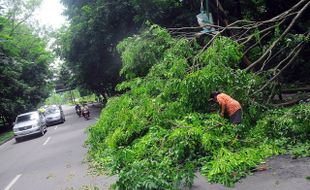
(251, 103, 310, 143)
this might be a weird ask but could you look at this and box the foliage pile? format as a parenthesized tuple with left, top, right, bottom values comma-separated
(87, 26, 310, 189)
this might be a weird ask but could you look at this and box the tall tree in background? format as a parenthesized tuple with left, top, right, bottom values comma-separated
(56, 0, 200, 99)
(0, 0, 53, 124)
(57, 0, 309, 98)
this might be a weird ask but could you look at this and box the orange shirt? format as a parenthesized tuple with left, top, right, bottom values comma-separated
(216, 93, 241, 116)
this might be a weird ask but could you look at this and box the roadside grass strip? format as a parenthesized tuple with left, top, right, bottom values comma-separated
(0, 131, 13, 144)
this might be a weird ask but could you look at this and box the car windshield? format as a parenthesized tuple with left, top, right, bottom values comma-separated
(45, 108, 60, 114)
(16, 113, 38, 123)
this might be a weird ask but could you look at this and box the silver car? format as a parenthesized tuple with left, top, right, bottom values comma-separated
(45, 106, 65, 126)
(13, 111, 47, 142)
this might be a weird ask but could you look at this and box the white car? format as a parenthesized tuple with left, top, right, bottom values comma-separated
(45, 106, 65, 126)
(13, 111, 47, 142)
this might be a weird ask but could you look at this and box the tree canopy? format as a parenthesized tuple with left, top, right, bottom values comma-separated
(56, 0, 309, 98)
(0, 0, 53, 123)
(55, 0, 203, 98)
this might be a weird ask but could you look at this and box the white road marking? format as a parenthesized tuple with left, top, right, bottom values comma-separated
(54, 126, 58, 130)
(4, 174, 22, 190)
(43, 137, 51, 146)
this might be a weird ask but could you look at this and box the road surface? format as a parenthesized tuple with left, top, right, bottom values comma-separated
(191, 156, 310, 190)
(0, 105, 116, 190)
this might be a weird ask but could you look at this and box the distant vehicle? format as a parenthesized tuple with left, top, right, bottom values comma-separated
(13, 111, 47, 142)
(38, 105, 49, 114)
(81, 104, 90, 120)
(76, 107, 82, 117)
(45, 106, 65, 126)
(82, 109, 90, 120)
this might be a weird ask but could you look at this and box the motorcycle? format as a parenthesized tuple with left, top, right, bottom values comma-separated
(82, 109, 90, 120)
(76, 108, 82, 117)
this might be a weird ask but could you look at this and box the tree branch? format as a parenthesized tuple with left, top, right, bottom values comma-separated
(245, 1, 310, 71)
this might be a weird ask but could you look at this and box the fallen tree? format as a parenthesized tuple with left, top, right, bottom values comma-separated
(86, 1, 310, 189)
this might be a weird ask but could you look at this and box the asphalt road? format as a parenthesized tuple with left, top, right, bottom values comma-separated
(191, 156, 310, 190)
(1, 105, 309, 190)
(0, 105, 116, 190)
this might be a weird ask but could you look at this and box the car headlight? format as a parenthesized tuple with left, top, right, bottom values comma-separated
(13, 128, 18, 132)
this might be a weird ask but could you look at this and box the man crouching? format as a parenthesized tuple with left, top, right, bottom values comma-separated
(210, 91, 242, 124)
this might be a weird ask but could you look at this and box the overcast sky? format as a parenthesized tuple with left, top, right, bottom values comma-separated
(32, 0, 67, 71)
(34, 0, 67, 30)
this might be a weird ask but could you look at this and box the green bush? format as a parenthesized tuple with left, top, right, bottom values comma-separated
(251, 103, 310, 143)
(287, 142, 310, 158)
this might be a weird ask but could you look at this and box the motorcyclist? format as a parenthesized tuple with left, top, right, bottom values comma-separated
(81, 104, 90, 118)
(75, 104, 81, 117)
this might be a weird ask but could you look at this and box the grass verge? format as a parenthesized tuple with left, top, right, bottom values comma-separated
(0, 131, 14, 144)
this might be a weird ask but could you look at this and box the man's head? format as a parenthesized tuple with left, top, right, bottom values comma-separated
(210, 91, 220, 102)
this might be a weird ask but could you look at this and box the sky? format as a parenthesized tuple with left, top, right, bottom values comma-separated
(34, 0, 67, 30)
(32, 0, 67, 73)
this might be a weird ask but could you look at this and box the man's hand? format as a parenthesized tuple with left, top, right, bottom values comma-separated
(220, 104, 225, 118)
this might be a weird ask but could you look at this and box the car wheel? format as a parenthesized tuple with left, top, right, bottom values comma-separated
(40, 128, 45, 136)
